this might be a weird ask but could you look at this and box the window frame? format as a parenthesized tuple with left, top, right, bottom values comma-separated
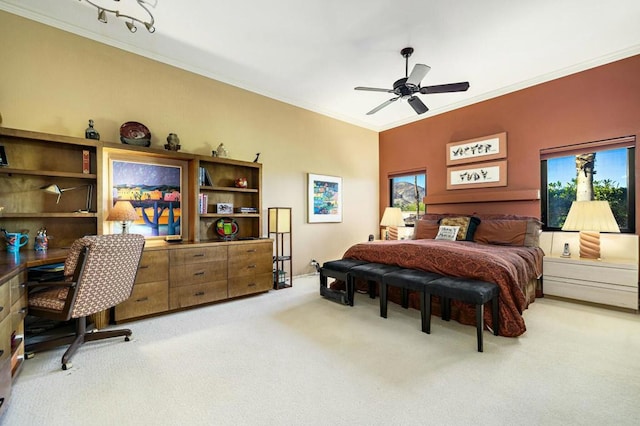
(540, 139, 635, 233)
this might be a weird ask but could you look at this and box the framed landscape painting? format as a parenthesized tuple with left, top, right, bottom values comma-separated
(308, 173, 342, 223)
(107, 153, 189, 238)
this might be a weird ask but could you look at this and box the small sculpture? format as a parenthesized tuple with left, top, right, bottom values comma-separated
(85, 119, 100, 140)
(164, 133, 181, 151)
(216, 143, 228, 158)
(35, 227, 49, 252)
(253, 153, 260, 163)
(235, 177, 248, 188)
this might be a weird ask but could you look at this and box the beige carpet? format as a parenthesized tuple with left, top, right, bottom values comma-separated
(2, 274, 640, 426)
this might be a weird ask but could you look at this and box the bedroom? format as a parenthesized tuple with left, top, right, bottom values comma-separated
(0, 3, 639, 424)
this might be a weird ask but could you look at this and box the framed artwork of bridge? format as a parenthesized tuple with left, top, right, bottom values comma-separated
(107, 153, 189, 238)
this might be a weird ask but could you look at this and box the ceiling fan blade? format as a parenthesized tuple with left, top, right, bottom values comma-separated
(407, 96, 428, 114)
(366, 97, 399, 115)
(355, 86, 394, 93)
(406, 64, 431, 86)
(420, 82, 470, 94)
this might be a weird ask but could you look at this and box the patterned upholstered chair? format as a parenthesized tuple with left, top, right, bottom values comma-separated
(26, 234, 145, 370)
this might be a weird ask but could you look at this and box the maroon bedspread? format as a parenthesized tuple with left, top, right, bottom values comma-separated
(342, 240, 544, 337)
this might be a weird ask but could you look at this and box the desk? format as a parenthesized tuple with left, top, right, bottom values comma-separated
(0, 249, 67, 416)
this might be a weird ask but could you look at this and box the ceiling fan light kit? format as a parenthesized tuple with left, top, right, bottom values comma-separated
(355, 47, 470, 116)
(79, 0, 156, 33)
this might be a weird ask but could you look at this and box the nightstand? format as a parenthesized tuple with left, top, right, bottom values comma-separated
(540, 232, 639, 311)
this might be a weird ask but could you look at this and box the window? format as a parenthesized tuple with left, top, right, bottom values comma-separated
(541, 137, 635, 232)
(389, 172, 426, 226)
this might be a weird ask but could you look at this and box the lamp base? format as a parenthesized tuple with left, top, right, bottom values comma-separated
(579, 231, 600, 259)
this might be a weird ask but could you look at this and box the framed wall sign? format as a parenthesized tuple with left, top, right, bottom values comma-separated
(307, 173, 342, 223)
(447, 160, 507, 190)
(446, 132, 507, 166)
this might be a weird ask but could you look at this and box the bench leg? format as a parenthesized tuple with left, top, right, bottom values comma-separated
(401, 288, 409, 308)
(346, 275, 355, 306)
(319, 272, 327, 294)
(368, 281, 376, 299)
(441, 297, 451, 321)
(492, 295, 499, 336)
(476, 303, 484, 352)
(422, 292, 431, 334)
(380, 283, 388, 318)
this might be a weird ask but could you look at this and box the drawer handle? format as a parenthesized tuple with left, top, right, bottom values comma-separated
(0, 350, 3, 357)
(193, 253, 205, 258)
(136, 297, 149, 303)
(17, 307, 28, 315)
(139, 265, 150, 270)
(19, 282, 27, 288)
(194, 291, 205, 296)
(0, 306, 3, 313)
(194, 271, 205, 276)
(247, 264, 256, 269)
(248, 283, 256, 287)
(247, 249, 256, 253)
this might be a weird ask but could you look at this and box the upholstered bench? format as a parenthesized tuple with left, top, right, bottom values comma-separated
(381, 269, 443, 327)
(424, 277, 499, 352)
(320, 259, 369, 305)
(348, 263, 402, 308)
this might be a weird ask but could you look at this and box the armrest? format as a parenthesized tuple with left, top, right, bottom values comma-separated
(26, 280, 77, 292)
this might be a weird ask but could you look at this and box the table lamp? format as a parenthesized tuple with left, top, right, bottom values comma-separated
(561, 200, 620, 259)
(42, 183, 93, 212)
(107, 201, 138, 234)
(380, 207, 405, 240)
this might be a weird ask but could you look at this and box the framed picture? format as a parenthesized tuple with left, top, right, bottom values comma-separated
(107, 153, 189, 239)
(216, 203, 234, 214)
(447, 160, 507, 190)
(0, 145, 8, 166)
(446, 132, 507, 166)
(307, 173, 342, 223)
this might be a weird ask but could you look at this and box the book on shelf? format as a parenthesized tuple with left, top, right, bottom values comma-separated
(235, 207, 258, 214)
(198, 193, 208, 214)
(199, 167, 213, 186)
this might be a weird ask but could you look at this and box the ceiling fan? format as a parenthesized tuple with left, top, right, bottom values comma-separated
(355, 47, 470, 115)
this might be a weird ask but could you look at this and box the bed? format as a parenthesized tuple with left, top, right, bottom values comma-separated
(335, 214, 544, 337)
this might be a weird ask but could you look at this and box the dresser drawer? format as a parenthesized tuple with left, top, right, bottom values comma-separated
(9, 271, 27, 306)
(170, 260, 227, 287)
(115, 280, 169, 321)
(0, 316, 11, 364)
(0, 358, 11, 417)
(0, 283, 9, 324)
(136, 250, 169, 284)
(169, 280, 227, 309)
(170, 246, 227, 265)
(228, 273, 273, 298)
(11, 294, 27, 335)
(228, 242, 273, 278)
(544, 277, 638, 309)
(544, 259, 637, 288)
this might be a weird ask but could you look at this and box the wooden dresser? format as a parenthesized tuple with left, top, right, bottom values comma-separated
(114, 239, 273, 322)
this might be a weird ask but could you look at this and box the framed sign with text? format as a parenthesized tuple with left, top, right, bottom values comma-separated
(447, 160, 507, 190)
(446, 132, 507, 166)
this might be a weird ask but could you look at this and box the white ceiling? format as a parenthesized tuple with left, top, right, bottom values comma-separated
(1, 0, 640, 131)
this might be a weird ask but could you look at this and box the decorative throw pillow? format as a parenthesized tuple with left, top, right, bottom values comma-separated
(473, 219, 542, 247)
(412, 220, 440, 239)
(439, 216, 481, 241)
(435, 225, 460, 241)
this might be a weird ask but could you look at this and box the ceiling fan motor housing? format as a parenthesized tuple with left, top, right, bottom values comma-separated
(393, 78, 415, 98)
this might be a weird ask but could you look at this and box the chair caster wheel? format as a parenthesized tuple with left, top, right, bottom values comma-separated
(62, 362, 72, 370)
(125, 336, 131, 342)
(25, 352, 35, 360)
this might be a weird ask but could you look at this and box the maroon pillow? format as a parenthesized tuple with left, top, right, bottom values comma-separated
(413, 220, 440, 239)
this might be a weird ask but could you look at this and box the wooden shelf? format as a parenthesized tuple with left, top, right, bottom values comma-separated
(1, 212, 97, 218)
(200, 213, 260, 218)
(423, 189, 540, 205)
(200, 186, 258, 193)
(0, 168, 97, 179)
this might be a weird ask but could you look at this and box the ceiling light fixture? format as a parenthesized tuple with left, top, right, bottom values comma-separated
(79, 0, 156, 33)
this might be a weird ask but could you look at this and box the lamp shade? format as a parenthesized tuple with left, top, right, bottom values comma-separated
(107, 201, 138, 222)
(380, 207, 405, 227)
(561, 201, 620, 233)
(268, 207, 291, 233)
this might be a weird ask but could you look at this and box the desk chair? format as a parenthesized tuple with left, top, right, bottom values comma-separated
(26, 234, 145, 370)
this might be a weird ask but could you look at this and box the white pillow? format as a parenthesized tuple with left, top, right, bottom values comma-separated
(435, 225, 460, 241)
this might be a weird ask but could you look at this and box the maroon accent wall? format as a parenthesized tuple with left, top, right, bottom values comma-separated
(380, 54, 640, 228)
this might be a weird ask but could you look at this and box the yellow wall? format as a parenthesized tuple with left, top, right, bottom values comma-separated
(0, 11, 379, 275)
